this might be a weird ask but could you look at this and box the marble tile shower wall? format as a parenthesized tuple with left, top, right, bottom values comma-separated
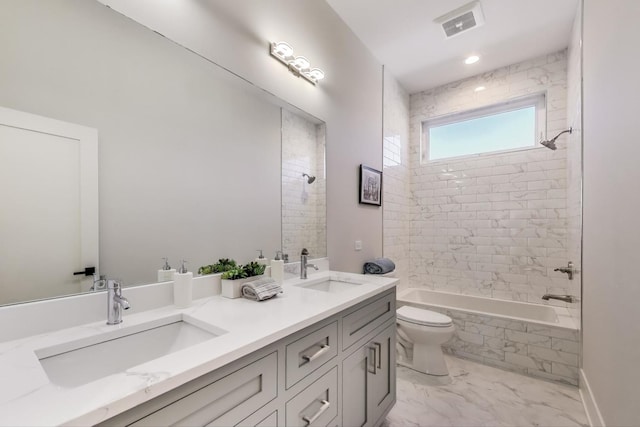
(281, 109, 326, 259)
(383, 71, 412, 289)
(408, 50, 572, 306)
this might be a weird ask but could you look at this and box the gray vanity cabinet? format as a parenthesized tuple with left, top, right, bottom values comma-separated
(342, 323, 396, 427)
(98, 289, 396, 427)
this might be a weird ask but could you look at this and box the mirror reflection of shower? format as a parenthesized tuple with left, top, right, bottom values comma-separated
(301, 173, 316, 203)
(540, 127, 572, 150)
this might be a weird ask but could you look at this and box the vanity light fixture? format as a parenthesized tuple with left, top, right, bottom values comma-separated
(464, 55, 480, 65)
(270, 41, 325, 85)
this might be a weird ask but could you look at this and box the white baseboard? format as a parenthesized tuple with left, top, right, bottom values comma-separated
(580, 368, 605, 427)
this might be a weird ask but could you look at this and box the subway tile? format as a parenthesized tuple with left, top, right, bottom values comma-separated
(456, 330, 484, 346)
(552, 362, 579, 379)
(464, 342, 505, 361)
(528, 345, 578, 366)
(505, 329, 551, 347)
(485, 337, 528, 354)
(505, 352, 544, 370)
(465, 321, 505, 338)
(551, 337, 580, 354)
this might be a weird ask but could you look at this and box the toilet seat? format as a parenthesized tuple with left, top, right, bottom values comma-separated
(397, 306, 452, 327)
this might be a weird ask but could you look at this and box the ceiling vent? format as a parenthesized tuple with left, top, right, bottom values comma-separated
(435, 1, 485, 38)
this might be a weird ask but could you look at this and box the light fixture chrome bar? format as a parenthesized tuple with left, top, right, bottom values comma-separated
(269, 41, 325, 86)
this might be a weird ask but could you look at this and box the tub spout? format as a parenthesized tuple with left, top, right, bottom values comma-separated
(542, 294, 576, 303)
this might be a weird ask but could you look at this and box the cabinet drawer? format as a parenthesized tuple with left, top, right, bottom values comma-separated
(342, 291, 395, 351)
(130, 352, 277, 427)
(286, 367, 338, 427)
(286, 321, 338, 388)
(238, 409, 278, 427)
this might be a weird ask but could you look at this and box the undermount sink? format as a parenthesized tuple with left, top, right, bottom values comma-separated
(36, 314, 226, 388)
(296, 277, 366, 293)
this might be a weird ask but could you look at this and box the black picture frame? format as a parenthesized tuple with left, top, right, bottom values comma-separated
(359, 164, 382, 206)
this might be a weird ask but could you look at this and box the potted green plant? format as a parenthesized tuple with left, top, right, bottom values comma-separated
(198, 258, 237, 276)
(221, 261, 266, 298)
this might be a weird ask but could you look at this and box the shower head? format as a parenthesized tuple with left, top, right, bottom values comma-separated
(540, 127, 572, 151)
(302, 173, 316, 184)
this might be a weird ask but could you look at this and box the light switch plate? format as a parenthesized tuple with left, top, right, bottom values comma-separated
(355, 240, 362, 251)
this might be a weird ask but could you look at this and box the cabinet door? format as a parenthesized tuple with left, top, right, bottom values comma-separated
(342, 345, 371, 427)
(129, 352, 277, 427)
(342, 323, 396, 427)
(368, 323, 396, 423)
(286, 367, 338, 426)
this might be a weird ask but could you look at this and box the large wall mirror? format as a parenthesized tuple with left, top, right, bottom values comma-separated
(0, 0, 326, 306)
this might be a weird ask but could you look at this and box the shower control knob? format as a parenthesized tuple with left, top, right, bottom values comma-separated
(554, 261, 575, 280)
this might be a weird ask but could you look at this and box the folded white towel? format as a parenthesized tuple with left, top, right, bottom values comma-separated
(241, 277, 283, 301)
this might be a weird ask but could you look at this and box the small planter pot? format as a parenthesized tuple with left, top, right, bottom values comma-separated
(221, 275, 264, 299)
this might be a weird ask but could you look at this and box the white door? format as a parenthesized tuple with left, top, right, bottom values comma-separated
(0, 107, 98, 305)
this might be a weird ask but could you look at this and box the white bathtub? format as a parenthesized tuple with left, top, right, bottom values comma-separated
(397, 288, 580, 385)
(398, 288, 576, 328)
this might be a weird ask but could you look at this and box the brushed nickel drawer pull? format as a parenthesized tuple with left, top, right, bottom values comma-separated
(374, 342, 382, 369)
(302, 344, 330, 363)
(302, 399, 330, 425)
(368, 346, 377, 374)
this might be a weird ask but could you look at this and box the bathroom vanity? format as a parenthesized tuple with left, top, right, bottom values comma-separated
(0, 271, 396, 426)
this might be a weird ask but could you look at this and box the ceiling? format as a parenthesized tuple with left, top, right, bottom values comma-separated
(326, 0, 579, 94)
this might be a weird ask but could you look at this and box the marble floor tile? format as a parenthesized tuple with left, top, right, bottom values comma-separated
(384, 355, 587, 427)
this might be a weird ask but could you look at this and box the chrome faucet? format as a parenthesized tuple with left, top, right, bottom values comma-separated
(542, 294, 576, 303)
(91, 274, 107, 291)
(107, 279, 130, 325)
(300, 248, 319, 279)
(554, 261, 575, 280)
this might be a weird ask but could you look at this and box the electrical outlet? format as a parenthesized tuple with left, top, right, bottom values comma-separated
(355, 240, 362, 251)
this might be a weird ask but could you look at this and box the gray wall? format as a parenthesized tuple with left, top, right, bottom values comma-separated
(583, 0, 640, 425)
(99, 0, 384, 273)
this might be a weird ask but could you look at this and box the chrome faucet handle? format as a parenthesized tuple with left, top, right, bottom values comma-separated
(554, 261, 575, 280)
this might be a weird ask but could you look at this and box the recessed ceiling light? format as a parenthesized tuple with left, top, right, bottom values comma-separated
(465, 55, 480, 65)
(474, 86, 486, 92)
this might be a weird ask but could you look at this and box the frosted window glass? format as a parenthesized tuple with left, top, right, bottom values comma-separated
(428, 106, 536, 161)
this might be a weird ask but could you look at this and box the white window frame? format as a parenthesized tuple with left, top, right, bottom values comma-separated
(421, 92, 547, 163)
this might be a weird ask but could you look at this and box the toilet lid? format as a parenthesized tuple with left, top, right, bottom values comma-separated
(397, 306, 452, 327)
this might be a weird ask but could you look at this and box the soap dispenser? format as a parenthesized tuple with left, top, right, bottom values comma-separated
(158, 257, 176, 282)
(255, 250, 268, 266)
(173, 260, 193, 308)
(270, 251, 284, 284)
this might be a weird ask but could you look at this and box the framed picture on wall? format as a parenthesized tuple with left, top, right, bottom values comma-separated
(359, 164, 382, 206)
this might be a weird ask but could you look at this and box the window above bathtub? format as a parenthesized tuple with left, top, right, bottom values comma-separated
(421, 93, 546, 162)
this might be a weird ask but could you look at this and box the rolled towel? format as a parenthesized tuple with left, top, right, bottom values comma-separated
(363, 258, 396, 275)
(241, 277, 283, 301)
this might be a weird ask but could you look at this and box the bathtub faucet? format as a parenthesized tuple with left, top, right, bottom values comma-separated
(542, 294, 575, 303)
(554, 261, 575, 280)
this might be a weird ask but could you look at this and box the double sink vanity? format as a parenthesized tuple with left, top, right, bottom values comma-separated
(0, 268, 397, 426)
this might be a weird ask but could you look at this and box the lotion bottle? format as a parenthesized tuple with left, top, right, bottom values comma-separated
(255, 250, 269, 266)
(270, 251, 284, 284)
(158, 257, 176, 282)
(173, 260, 193, 308)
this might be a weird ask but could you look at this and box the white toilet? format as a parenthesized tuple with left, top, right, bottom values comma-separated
(396, 305, 455, 376)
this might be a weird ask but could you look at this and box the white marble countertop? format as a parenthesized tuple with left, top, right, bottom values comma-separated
(0, 271, 396, 426)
